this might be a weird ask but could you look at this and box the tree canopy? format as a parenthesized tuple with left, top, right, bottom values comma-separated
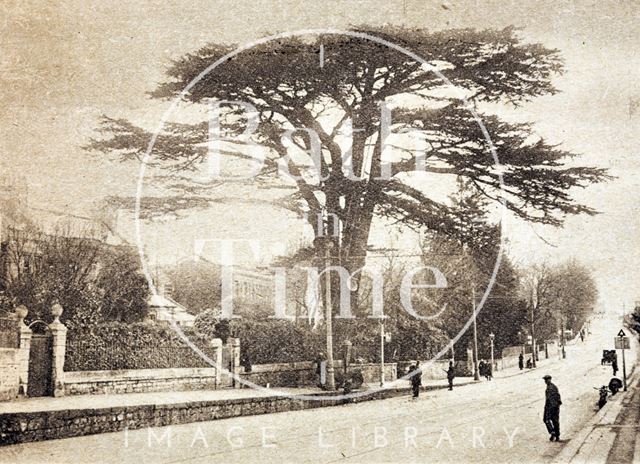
(88, 26, 609, 290)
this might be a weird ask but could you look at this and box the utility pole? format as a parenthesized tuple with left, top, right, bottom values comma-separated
(489, 332, 495, 375)
(322, 237, 336, 391)
(622, 342, 628, 392)
(530, 304, 537, 368)
(472, 286, 480, 381)
(379, 320, 385, 386)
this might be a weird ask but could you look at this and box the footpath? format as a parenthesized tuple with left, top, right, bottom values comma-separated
(552, 329, 639, 464)
(0, 358, 549, 446)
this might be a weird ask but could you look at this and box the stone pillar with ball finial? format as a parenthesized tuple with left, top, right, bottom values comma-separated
(14, 305, 31, 396)
(48, 302, 67, 397)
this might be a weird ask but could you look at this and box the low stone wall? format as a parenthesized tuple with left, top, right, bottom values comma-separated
(240, 362, 316, 387)
(350, 363, 397, 384)
(396, 359, 454, 380)
(0, 381, 469, 446)
(239, 361, 397, 388)
(0, 348, 19, 401)
(500, 354, 522, 370)
(63, 368, 218, 396)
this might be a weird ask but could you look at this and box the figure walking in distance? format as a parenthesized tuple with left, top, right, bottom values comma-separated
(447, 361, 455, 390)
(411, 361, 422, 399)
(543, 375, 562, 441)
(519, 352, 524, 370)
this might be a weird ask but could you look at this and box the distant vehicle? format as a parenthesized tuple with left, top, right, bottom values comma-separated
(601, 350, 617, 365)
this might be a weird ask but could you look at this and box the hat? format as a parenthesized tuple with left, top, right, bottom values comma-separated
(543, 375, 552, 380)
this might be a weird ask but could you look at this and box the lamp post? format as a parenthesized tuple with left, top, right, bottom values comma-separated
(489, 332, 495, 374)
(518, 330, 526, 359)
(314, 235, 336, 391)
(472, 286, 480, 381)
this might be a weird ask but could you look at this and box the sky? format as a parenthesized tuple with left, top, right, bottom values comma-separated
(1, 0, 639, 312)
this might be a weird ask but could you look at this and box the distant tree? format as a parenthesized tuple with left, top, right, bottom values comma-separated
(520, 260, 598, 356)
(549, 260, 598, 334)
(519, 263, 559, 366)
(95, 246, 149, 323)
(165, 259, 222, 314)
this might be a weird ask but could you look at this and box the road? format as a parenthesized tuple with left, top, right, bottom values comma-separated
(1, 314, 632, 464)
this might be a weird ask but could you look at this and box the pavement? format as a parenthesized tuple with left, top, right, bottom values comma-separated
(551, 324, 640, 464)
(0, 313, 630, 463)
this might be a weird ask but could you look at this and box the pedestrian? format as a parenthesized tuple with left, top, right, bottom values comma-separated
(526, 357, 533, 369)
(580, 330, 584, 342)
(519, 352, 524, 370)
(447, 361, 455, 390)
(543, 374, 562, 441)
(486, 361, 493, 380)
(411, 361, 422, 399)
(612, 357, 619, 376)
(478, 360, 485, 379)
(481, 360, 491, 380)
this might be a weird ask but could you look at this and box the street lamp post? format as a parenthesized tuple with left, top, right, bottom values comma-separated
(315, 236, 336, 391)
(489, 332, 495, 375)
(472, 286, 480, 381)
(518, 330, 526, 359)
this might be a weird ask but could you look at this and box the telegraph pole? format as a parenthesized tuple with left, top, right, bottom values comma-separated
(472, 286, 480, 381)
(321, 236, 336, 391)
(379, 320, 385, 386)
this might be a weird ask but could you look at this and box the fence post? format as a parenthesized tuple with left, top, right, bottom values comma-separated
(211, 338, 223, 388)
(15, 305, 31, 396)
(49, 303, 67, 397)
(342, 340, 352, 374)
(230, 338, 241, 388)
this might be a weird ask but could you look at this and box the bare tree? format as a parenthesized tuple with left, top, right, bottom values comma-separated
(0, 224, 148, 327)
(519, 264, 559, 367)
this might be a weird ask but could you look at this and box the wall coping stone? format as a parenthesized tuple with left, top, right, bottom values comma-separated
(64, 367, 217, 383)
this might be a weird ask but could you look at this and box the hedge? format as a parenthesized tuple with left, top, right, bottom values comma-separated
(233, 320, 324, 365)
(64, 322, 216, 371)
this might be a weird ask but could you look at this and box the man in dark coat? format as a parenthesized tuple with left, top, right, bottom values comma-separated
(447, 361, 455, 390)
(518, 352, 524, 370)
(543, 375, 562, 441)
(612, 357, 619, 376)
(411, 361, 422, 398)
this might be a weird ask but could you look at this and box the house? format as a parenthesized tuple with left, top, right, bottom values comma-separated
(146, 293, 196, 327)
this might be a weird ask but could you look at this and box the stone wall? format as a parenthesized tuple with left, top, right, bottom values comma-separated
(240, 362, 316, 387)
(396, 359, 454, 380)
(238, 361, 397, 388)
(63, 368, 218, 396)
(0, 381, 464, 446)
(351, 362, 397, 384)
(0, 348, 19, 401)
